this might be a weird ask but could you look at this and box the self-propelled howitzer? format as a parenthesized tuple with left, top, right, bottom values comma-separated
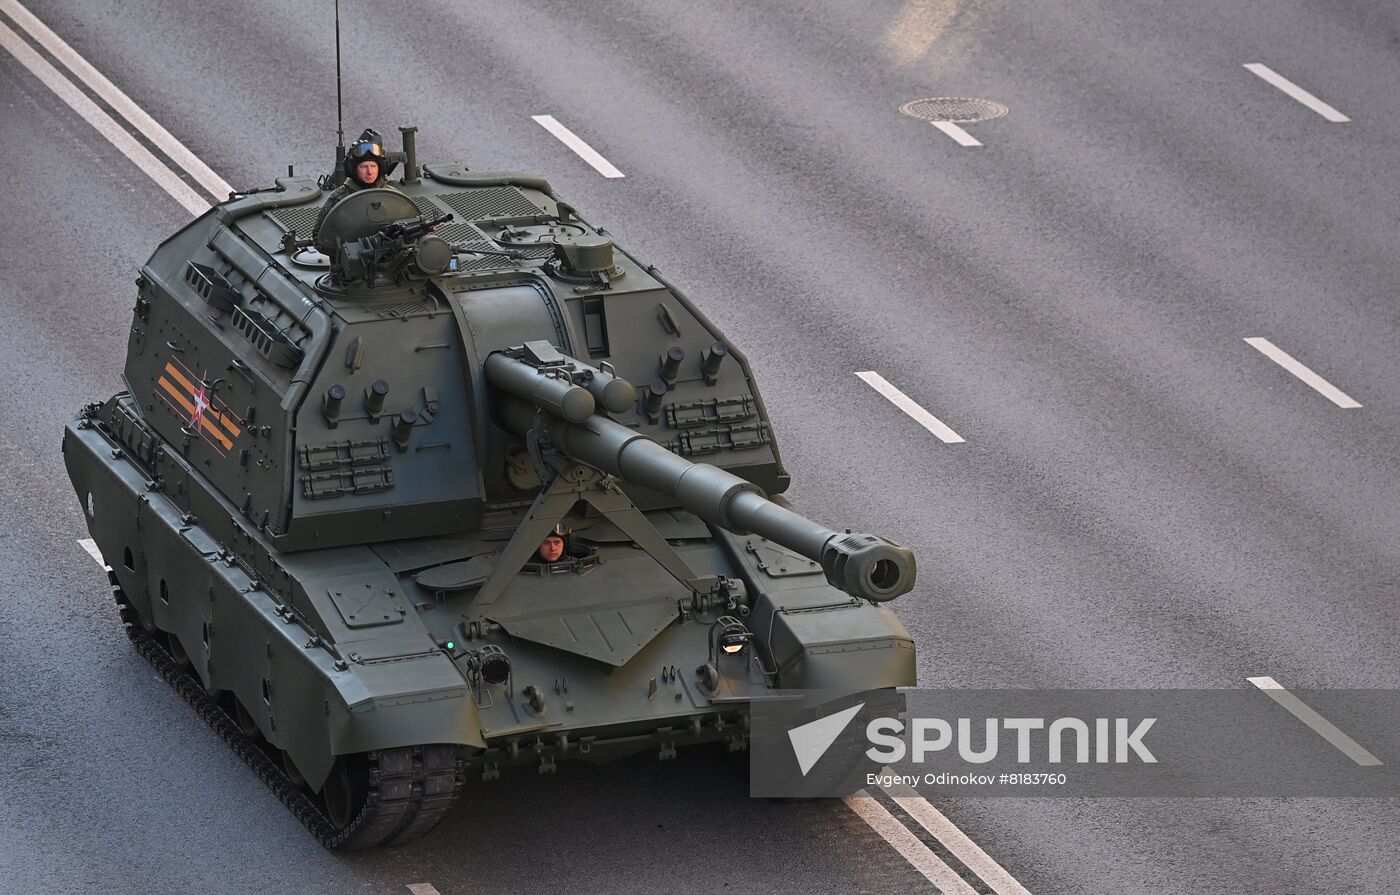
(62, 127, 918, 849)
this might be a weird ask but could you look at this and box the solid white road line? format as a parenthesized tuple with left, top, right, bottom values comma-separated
(1244, 337, 1361, 408)
(856, 371, 965, 443)
(880, 775, 1032, 895)
(77, 538, 108, 569)
(1248, 676, 1382, 766)
(1243, 63, 1350, 123)
(405, 885, 442, 895)
(531, 115, 625, 178)
(0, 19, 209, 215)
(932, 121, 983, 147)
(844, 792, 979, 895)
(0, 0, 233, 200)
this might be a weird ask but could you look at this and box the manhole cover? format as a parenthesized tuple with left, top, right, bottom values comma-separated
(899, 97, 1008, 124)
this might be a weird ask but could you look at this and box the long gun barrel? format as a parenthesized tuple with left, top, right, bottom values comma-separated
(487, 349, 916, 602)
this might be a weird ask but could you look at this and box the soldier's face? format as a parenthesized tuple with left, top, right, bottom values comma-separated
(354, 160, 380, 185)
(540, 536, 565, 562)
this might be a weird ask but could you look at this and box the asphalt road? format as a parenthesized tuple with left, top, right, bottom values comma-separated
(4, 0, 1400, 892)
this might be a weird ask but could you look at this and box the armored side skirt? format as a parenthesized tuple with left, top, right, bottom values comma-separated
(64, 414, 485, 789)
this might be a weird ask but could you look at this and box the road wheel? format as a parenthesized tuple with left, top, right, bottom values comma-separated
(232, 696, 262, 741)
(166, 632, 192, 671)
(282, 750, 306, 789)
(322, 755, 368, 831)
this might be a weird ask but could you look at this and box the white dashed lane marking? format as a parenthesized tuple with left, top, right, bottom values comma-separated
(932, 121, 982, 147)
(1243, 63, 1350, 123)
(856, 371, 965, 443)
(1244, 337, 1361, 408)
(1248, 676, 1381, 766)
(531, 114, 625, 179)
(405, 885, 442, 895)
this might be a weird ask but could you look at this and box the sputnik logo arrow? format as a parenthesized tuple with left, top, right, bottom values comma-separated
(787, 703, 865, 776)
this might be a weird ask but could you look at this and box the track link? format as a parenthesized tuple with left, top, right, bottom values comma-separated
(110, 573, 465, 849)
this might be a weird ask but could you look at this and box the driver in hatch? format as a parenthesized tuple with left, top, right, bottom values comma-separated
(312, 128, 403, 241)
(535, 525, 569, 564)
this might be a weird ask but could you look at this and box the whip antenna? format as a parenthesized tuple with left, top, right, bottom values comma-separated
(334, 0, 345, 166)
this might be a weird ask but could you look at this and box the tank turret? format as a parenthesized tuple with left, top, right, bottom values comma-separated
(62, 127, 919, 850)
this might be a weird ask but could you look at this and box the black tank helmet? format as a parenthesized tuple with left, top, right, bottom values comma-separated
(342, 129, 398, 182)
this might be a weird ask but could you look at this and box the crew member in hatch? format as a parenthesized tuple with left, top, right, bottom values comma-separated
(535, 525, 568, 564)
(312, 128, 402, 241)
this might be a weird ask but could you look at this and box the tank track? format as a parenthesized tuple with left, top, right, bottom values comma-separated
(109, 572, 465, 850)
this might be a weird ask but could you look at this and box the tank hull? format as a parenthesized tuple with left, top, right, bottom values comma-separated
(64, 397, 914, 808)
